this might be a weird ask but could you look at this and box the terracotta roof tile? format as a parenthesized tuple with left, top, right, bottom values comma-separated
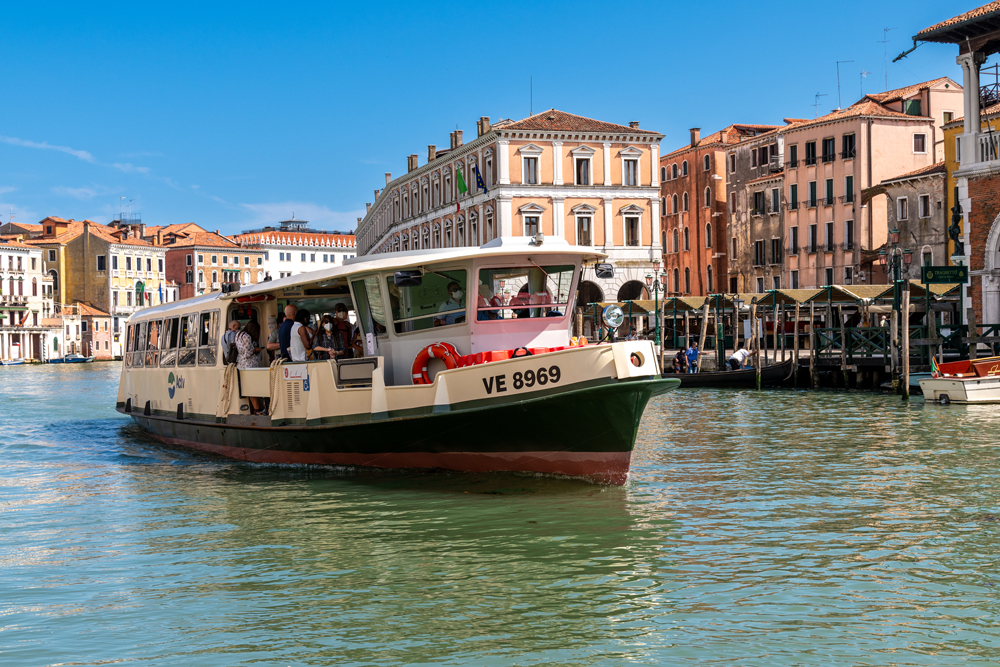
(917, 1, 1000, 40)
(661, 123, 781, 159)
(746, 173, 784, 185)
(781, 99, 930, 133)
(231, 231, 357, 247)
(25, 220, 158, 248)
(163, 231, 243, 249)
(880, 161, 947, 184)
(946, 101, 1000, 125)
(76, 302, 111, 318)
(501, 109, 662, 136)
(861, 77, 955, 104)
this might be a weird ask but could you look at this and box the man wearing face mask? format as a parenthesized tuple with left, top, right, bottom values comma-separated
(434, 281, 465, 326)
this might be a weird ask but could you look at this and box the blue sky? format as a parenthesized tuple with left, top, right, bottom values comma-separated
(0, 1, 977, 235)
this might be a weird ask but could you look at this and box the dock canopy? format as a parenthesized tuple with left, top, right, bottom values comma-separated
(804, 285, 893, 304)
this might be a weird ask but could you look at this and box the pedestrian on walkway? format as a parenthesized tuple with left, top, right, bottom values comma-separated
(686, 341, 700, 373)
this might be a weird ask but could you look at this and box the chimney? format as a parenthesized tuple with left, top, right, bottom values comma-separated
(407, 154, 418, 172)
(478, 116, 490, 136)
(629, 121, 640, 129)
(690, 128, 701, 147)
(428, 145, 436, 163)
(366, 203, 371, 213)
(375, 189, 380, 199)
(384, 172, 392, 185)
(720, 130, 727, 145)
(156, 230, 163, 246)
(454, 129, 463, 147)
(215, 229, 220, 235)
(357, 217, 362, 225)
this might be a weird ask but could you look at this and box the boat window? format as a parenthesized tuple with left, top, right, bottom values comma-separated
(177, 313, 198, 367)
(351, 276, 388, 338)
(145, 320, 162, 367)
(160, 317, 179, 367)
(385, 269, 467, 333)
(133, 321, 146, 368)
(197, 310, 220, 366)
(477, 265, 575, 320)
(124, 324, 134, 367)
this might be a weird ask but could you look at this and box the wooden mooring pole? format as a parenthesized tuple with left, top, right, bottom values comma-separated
(890, 307, 899, 393)
(793, 302, 800, 388)
(809, 300, 817, 388)
(697, 300, 710, 371)
(902, 286, 911, 401)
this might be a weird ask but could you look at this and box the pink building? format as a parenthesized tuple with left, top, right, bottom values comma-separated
(727, 78, 962, 291)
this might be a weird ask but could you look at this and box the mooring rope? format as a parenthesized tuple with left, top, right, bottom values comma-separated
(267, 358, 284, 417)
(216, 363, 239, 419)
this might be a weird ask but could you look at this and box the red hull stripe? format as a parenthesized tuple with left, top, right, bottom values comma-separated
(149, 433, 632, 485)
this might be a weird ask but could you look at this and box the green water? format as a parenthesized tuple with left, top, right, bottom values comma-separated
(2, 363, 1000, 665)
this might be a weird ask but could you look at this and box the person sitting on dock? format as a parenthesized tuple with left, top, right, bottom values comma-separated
(728, 347, 751, 371)
(686, 341, 700, 373)
(673, 349, 688, 374)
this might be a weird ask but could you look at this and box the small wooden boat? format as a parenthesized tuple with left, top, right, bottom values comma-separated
(663, 357, 794, 388)
(919, 356, 1000, 404)
(0, 359, 24, 366)
(49, 354, 96, 364)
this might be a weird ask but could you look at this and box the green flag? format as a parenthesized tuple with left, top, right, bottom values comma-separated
(455, 167, 468, 212)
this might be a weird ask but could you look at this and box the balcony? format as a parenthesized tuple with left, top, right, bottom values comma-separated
(824, 196, 835, 206)
(845, 241, 855, 251)
(211, 282, 221, 290)
(840, 149, 856, 160)
(126, 271, 134, 278)
(789, 245, 800, 255)
(808, 243, 818, 254)
(840, 194, 855, 204)
(821, 154, 835, 164)
(824, 243, 835, 252)
(751, 208, 764, 217)
(197, 281, 207, 289)
(808, 199, 818, 209)
(768, 157, 783, 173)
(787, 159, 799, 168)
(786, 201, 799, 210)
(804, 156, 817, 166)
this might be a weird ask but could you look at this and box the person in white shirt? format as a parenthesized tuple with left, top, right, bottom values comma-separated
(289, 309, 313, 362)
(728, 347, 751, 371)
(434, 281, 465, 326)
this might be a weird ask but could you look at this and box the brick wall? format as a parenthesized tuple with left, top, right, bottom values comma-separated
(966, 173, 1000, 324)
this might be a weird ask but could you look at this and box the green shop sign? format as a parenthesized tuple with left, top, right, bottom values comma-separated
(921, 266, 969, 284)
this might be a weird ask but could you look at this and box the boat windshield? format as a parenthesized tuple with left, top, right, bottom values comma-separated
(385, 269, 467, 334)
(476, 265, 575, 321)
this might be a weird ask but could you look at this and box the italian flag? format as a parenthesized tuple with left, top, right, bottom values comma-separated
(455, 166, 468, 212)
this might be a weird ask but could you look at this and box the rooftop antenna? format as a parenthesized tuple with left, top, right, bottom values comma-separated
(860, 69, 871, 96)
(836, 60, 854, 108)
(530, 75, 533, 116)
(878, 28, 897, 90)
(120, 196, 125, 218)
(812, 92, 828, 118)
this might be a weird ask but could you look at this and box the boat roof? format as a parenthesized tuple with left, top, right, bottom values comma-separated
(128, 237, 606, 321)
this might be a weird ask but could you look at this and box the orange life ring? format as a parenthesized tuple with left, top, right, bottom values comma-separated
(411, 342, 460, 385)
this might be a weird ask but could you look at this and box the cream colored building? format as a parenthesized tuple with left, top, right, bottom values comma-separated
(0, 238, 56, 360)
(357, 110, 664, 303)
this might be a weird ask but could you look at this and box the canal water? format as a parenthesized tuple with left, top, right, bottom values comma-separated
(3, 364, 1000, 666)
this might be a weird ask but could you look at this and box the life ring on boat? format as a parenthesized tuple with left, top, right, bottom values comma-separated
(411, 342, 460, 385)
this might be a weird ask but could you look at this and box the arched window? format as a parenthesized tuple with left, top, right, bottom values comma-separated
(661, 231, 667, 248)
(257, 270, 263, 282)
(684, 227, 690, 250)
(684, 267, 691, 293)
(48, 269, 58, 292)
(198, 270, 204, 285)
(672, 194, 678, 213)
(212, 271, 218, 284)
(704, 186, 711, 208)
(660, 166, 666, 181)
(704, 155, 711, 171)
(682, 160, 688, 176)
(705, 223, 712, 248)
(682, 192, 689, 212)
(671, 164, 678, 179)
(673, 268, 679, 292)
(244, 270, 250, 284)
(672, 229, 679, 253)
(707, 265, 714, 293)
(31, 277, 37, 296)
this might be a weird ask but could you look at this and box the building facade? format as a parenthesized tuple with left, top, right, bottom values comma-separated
(230, 219, 356, 280)
(914, 4, 1000, 325)
(356, 110, 664, 304)
(157, 224, 265, 300)
(78, 302, 113, 359)
(660, 124, 778, 296)
(0, 238, 56, 361)
(727, 80, 956, 292)
(864, 162, 948, 279)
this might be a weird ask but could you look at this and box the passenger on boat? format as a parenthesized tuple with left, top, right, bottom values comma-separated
(333, 304, 355, 357)
(236, 320, 264, 413)
(625, 326, 638, 341)
(278, 305, 297, 360)
(728, 347, 751, 371)
(289, 309, 313, 362)
(222, 320, 240, 362)
(477, 284, 498, 321)
(266, 312, 284, 361)
(434, 282, 465, 326)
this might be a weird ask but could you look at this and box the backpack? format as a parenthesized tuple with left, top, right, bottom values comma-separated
(224, 332, 240, 365)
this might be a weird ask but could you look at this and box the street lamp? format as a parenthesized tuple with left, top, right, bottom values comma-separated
(881, 228, 912, 324)
(645, 271, 665, 346)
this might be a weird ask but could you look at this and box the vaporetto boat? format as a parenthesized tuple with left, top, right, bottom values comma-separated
(116, 237, 678, 484)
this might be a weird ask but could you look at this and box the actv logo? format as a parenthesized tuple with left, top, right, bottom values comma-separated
(167, 372, 186, 399)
